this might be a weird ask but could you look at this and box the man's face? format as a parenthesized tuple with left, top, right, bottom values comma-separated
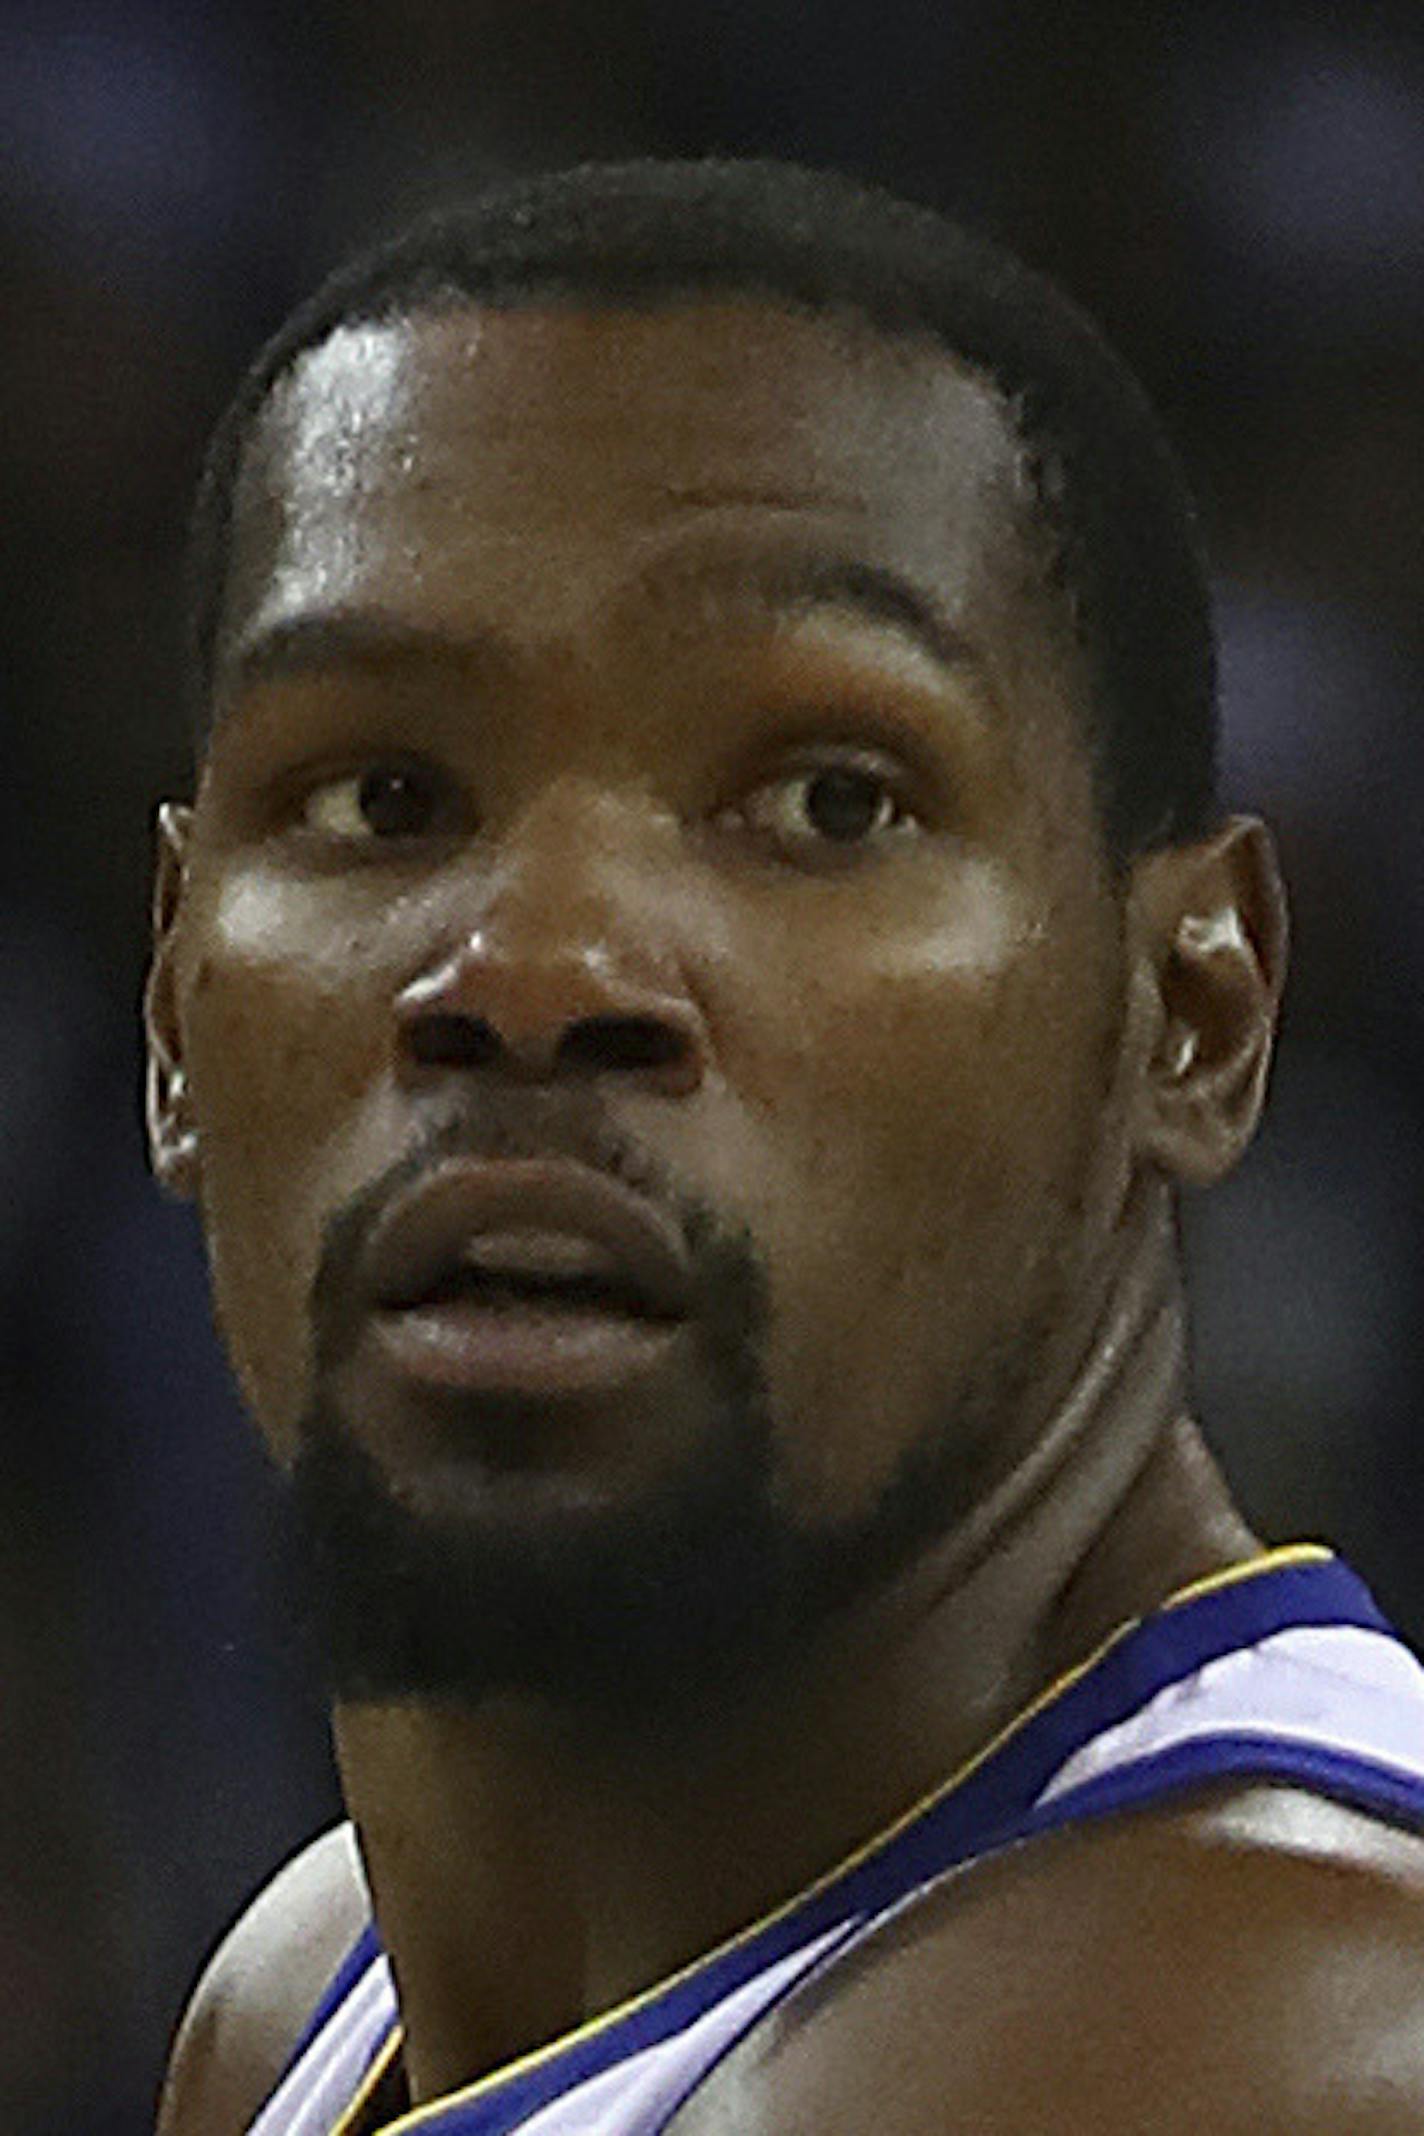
(154, 299, 1130, 1700)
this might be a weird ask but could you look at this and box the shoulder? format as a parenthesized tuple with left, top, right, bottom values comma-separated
(674, 1787, 1424, 2134)
(157, 1821, 372, 2136)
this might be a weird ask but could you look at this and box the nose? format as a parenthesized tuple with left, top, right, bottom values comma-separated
(393, 813, 707, 1098)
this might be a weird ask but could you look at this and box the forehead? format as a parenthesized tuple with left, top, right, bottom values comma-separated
(224, 300, 1048, 665)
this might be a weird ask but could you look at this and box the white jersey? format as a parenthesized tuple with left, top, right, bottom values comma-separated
(250, 1547, 1424, 2135)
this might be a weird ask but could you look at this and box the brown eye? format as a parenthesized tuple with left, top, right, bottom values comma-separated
(302, 764, 447, 841)
(801, 765, 898, 842)
(356, 767, 438, 836)
(736, 757, 914, 857)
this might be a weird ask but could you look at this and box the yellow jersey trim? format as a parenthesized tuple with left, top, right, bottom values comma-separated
(344, 1542, 1330, 2135)
(332, 2027, 404, 2136)
(1158, 1540, 1331, 1612)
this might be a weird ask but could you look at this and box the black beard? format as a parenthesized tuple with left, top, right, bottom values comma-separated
(283, 1111, 1068, 1720)
(289, 1206, 802, 1717)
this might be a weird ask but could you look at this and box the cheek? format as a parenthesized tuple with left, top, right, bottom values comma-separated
(723, 863, 1115, 1515)
(732, 854, 1090, 1200)
(181, 869, 397, 1446)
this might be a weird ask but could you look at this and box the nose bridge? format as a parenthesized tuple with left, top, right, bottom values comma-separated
(395, 776, 704, 1086)
(466, 775, 669, 965)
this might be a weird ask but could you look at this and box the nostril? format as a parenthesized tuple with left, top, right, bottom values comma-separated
(403, 1010, 694, 1080)
(557, 1016, 691, 1076)
(406, 1014, 503, 1070)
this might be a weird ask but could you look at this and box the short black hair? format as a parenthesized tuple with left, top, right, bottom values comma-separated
(187, 157, 1218, 869)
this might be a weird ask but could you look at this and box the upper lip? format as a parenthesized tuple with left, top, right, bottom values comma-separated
(361, 1156, 694, 1321)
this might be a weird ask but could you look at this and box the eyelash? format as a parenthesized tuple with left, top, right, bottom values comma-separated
(291, 759, 464, 847)
(719, 754, 922, 859)
(286, 748, 927, 862)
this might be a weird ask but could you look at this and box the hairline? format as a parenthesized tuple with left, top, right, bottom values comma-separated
(186, 162, 1219, 872)
(214, 282, 1088, 777)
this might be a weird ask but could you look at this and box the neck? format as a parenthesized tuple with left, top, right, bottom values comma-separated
(333, 1176, 1257, 2106)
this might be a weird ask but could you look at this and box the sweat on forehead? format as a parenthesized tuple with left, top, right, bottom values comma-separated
(185, 156, 1219, 867)
(222, 299, 1039, 654)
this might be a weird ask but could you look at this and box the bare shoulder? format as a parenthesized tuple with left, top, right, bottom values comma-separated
(674, 1788, 1424, 2135)
(156, 1821, 371, 2136)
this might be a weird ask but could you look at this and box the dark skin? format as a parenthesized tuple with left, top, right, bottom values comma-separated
(148, 300, 1424, 2131)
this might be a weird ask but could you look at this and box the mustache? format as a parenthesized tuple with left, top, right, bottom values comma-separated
(308, 1093, 711, 1371)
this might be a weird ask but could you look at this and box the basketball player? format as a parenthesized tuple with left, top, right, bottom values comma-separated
(149, 162, 1424, 2132)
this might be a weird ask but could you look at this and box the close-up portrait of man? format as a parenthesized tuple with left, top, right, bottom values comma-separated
(131, 158, 1424, 2134)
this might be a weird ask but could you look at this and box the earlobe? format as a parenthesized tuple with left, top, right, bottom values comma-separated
(1129, 815, 1289, 1187)
(144, 802, 201, 1199)
(147, 1058, 201, 1197)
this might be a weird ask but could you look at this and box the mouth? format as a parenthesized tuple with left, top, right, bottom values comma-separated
(360, 1160, 693, 1399)
(381, 1229, 681, 1317)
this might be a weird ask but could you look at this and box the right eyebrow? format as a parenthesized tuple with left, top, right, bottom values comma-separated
(216, 608, 515, 710)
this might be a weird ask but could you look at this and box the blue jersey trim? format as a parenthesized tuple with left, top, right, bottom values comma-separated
(276, 1921, 384, 2090)
(940, 1554, 1392, 1842)
(371, 1555, 1395, 2134)
(1026, 1731, 1424, 1841)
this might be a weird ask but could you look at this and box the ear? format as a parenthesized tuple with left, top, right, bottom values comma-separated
(1128, 815, 1289, 1187)
(144, 801, 201, 1198)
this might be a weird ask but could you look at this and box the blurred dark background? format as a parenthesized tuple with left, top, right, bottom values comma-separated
(3, 3, 1422, 2127)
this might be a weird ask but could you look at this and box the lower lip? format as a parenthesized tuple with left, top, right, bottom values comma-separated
(368, 1298, 686, 1398)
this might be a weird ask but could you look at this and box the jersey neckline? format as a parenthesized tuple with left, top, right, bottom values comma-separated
(336, 1543, 1368, 2134)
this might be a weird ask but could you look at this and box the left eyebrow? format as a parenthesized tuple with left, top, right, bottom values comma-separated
(655, 548, 985, 691)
